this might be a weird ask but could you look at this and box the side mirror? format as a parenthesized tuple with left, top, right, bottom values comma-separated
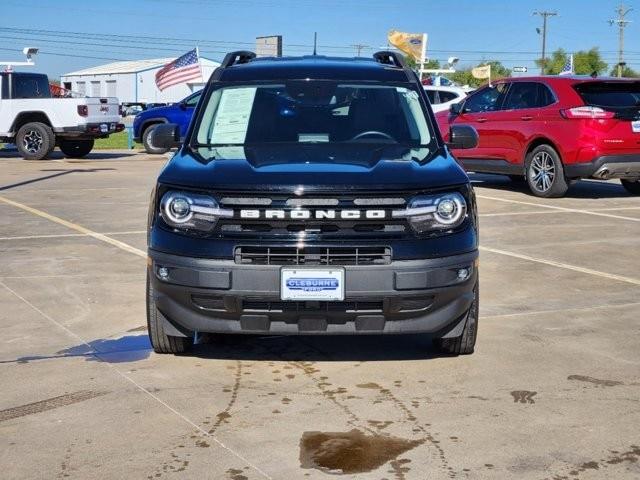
(449, 102, 463, 115)
(448, 125, 478, 150)
(151, 123, 181, 150)
(179, 101, 187, 110)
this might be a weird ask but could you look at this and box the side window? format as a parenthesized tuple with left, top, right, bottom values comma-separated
(504, 82, 540, 110)
(438, 91, 459, 103)
(537, 83, 556, 107)
(462, 84, 508, 113)
(185, 91, 202, 107)
(424, 90, 436, 103)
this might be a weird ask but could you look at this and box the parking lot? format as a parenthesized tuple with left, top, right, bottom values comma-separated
(1, 150, 639, 479)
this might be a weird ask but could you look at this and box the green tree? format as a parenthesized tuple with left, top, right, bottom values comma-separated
(609, 65, 639, 77)
(536, 47, 608, 75)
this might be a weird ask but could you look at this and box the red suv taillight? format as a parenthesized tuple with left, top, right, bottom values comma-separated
(560, 106, 615, 119)
(77, 105, 88, 117)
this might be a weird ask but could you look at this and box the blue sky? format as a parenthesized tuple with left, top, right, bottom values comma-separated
(1, 0, 638, 78)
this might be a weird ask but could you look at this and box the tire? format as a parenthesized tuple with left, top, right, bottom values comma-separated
(59, 139, 94, 158)
(146, 272, 192, 354)
(16, 122, 54, 160)
(434, 283, 479, 356)
(142, 124, 169, 154)
(525, 145, 569, 198)
(621, 179, 640, 195)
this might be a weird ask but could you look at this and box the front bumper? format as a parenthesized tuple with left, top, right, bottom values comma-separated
(148, 248, 478, 336)
(565, 154, 640, 180)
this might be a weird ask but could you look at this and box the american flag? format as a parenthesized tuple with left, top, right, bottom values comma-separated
(559, 54, 574, 76)
(155, 49, 202, 91)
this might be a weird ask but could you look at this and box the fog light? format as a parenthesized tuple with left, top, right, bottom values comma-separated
(158, 267, 169, 280)
(457, 268, 470, 281)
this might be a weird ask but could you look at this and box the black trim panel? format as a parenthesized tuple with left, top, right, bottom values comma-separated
(459, 158, 523, 175)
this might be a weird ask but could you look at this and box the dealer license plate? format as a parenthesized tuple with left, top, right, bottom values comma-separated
(632, 120, 640, 133)
(100, 123, 108, 133)
(280, 268, 345, 301)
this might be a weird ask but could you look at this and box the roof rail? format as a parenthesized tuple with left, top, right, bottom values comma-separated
(373, 51, 408, 69)
(220, 51, 256, 68)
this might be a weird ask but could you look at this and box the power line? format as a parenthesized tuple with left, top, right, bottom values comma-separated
(609, 3, 633, 77)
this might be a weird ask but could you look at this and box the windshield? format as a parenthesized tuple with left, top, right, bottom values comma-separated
(194, 82, 434, 149)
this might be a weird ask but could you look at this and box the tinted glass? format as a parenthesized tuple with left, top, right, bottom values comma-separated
(504, 82, 540, 110)
(424, 90, 437, 103)
(185, 91, 202, 106)
(537, 83, 555, 107)
(463, 84, 508, 113)
(196, 83, 433, 146)
(438, 91, 459, 103)
(574, 81, 640, 108)
(12, 74, 51, 99)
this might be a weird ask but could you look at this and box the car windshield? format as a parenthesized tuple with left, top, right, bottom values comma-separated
(193, 82, 434, 151)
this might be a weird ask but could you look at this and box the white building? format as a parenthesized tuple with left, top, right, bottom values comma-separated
(60, 57, 220, 104)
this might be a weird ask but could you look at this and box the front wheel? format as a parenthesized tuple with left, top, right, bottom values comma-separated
(59, 139, 94, 158)
(16, 122, 54, 160)
(621, 179, 640, 195)
(147, 273, 192, 354)
(525, 145, 569, 198)
(143, 125, 169, 154)
(433, 283, 478, 356)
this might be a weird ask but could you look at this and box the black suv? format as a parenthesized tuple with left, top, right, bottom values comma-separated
(147, 51, 480, 355)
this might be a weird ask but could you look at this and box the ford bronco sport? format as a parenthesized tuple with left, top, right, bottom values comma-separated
(146, 51, 480, 356)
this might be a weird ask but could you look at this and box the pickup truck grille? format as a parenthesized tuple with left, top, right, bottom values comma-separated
(234, 246, 392, 265)
(215, 194, 410, 239)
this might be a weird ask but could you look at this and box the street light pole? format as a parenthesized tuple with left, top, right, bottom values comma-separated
(534, 10, 557, 74)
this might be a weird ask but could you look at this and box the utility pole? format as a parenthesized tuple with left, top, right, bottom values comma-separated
(609, 3, 632, 77)
(534, 10, 557, 74)
(351, 44, 368, 57)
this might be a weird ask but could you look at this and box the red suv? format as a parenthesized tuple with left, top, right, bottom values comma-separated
(436, 76, 640, 197)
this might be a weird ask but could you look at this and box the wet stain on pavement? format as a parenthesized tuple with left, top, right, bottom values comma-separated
(127, 325, 147, 332)
(510, 390, 537, 404)
(208, 360, 242, 435)
(299, 429, 424, 475)
(567, 375, 623, 387)
(226, 468, 248, 480)
(0, 390, 107, 422)
(546, 445, 640, 479)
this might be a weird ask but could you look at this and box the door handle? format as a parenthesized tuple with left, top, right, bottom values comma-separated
(520, 115, 533, 121)
(476, 117, 487, 123)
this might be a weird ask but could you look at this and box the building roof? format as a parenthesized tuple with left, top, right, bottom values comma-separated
(63, 57, 220, 76)
(217, 56, 412, 83)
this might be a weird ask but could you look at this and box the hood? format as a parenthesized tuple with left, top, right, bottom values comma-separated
(158, 144, 468, 192)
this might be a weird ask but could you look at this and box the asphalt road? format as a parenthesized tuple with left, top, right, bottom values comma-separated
(1, 150, 639, 480)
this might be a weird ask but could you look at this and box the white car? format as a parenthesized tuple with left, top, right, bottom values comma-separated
(423, 86, 468, 113)
(0, 71, 122, 160)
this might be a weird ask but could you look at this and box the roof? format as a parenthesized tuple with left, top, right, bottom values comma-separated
(216, 55, 413, 83)
(505, 75, 640, 83)
(63, 57, 220, 76)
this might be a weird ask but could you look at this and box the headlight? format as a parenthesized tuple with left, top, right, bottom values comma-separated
(159, 190, 232, 232)
(392, 192, 467, 233)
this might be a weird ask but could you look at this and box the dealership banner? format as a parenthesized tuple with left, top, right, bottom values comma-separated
(387, 30, 427, 62)
(471, 64, 491, 79)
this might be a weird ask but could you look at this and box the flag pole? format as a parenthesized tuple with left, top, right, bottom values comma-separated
(196, 46, 203, 84)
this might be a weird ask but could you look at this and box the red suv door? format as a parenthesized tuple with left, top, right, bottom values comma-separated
(446, 83, 509, 171)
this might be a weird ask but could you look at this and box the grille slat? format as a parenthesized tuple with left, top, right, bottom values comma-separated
(242, 300, 383, 313)
(235, 246, 392, 265)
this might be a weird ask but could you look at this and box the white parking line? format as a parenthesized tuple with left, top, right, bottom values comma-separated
(480, 245, 640, 286)
(0, 280, 273, 480)
(479, 210, 561, 217)
(0, 195, 146, 258)
(482, 301, 640, 319)
(477, 194, 640, 222)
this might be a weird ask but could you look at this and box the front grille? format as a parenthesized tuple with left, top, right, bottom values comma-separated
(234, 246, 392, 265)
(215, 193, 409, 239)
(242, 300, 384, 313)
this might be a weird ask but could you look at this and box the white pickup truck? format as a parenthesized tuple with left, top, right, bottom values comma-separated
(0, 71, 123, 160)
